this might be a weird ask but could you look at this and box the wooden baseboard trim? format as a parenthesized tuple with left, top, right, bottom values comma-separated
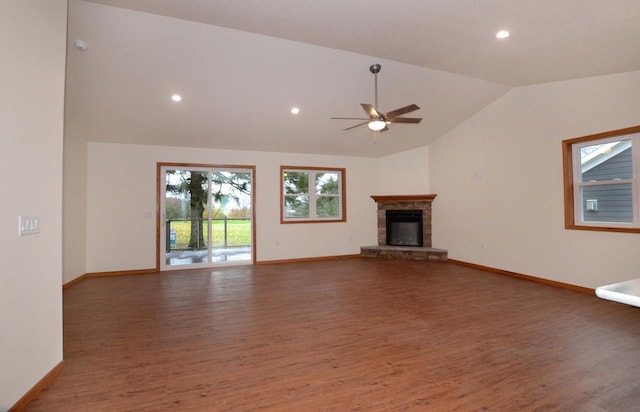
(9, 360, 65, 412)
(86, 268, 158, 278)
(63, 268, 159, 290)
(256, 254, 360, 265)
(448, 259, 594, 295)
(62, 273, 88, 290)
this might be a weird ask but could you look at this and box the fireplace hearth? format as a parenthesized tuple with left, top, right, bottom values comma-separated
(361, 194, 448, 261)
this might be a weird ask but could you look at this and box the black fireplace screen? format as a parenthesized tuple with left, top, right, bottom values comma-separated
(386, 210, 423, 247)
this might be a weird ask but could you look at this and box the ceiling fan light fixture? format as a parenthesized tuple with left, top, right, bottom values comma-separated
(368, 119, 386, 131)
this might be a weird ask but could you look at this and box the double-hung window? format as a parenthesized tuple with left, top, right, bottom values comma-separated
(281, 166, 346, 223)
(563, 125, 640, 232)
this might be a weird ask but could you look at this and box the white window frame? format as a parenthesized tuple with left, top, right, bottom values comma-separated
(281, 166, 346, 223)
(563, 125, 640, 233)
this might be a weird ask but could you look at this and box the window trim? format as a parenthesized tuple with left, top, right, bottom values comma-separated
(562, 125, 640, 233)
(280, 165, 346, 224)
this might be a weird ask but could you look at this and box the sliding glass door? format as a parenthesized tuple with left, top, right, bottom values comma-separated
(159, 164, 254, 270)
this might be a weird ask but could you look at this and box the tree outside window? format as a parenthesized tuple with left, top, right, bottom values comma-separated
(281, 166, 346, 223)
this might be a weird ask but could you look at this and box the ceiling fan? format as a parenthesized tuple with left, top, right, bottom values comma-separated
(331, 64, 422, 132)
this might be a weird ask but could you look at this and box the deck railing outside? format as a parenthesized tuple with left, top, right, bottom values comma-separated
(165, 218, 251, 252)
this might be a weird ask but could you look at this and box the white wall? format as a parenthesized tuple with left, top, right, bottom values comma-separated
(0, 1, 66, 408)
(430, 70, 640, 289)
(86, 142, 381, 272)
(376, 145, 430, 195)
(63, 126, 88, 283)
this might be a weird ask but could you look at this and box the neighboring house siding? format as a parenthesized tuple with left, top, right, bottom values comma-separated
(582, 147, 633, 222)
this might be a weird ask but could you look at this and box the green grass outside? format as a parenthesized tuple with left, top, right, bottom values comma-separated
(169, 219, 251, 249)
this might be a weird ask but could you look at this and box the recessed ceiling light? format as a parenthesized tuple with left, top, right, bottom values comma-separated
(171, 94, 182, 102)
(291, 107, 300, 114)
(496, 30, 510, 39)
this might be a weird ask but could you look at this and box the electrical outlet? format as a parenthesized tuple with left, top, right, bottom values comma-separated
(19, 216, 40, 236)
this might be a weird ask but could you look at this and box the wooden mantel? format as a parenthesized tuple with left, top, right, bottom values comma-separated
(371, 194, 437, 203)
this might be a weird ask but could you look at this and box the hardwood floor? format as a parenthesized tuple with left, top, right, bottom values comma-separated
(26, 259, 640, 411)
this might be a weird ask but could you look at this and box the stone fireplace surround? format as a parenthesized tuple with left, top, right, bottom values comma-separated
(361, 194, 448, 261)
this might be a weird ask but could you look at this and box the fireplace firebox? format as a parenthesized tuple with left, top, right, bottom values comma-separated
(386, 209, 423, 247)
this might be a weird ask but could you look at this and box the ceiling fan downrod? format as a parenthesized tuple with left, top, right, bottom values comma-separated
(370, 64, 381, 111)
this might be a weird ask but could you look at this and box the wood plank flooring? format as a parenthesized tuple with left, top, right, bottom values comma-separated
(26, 259, 640, 411)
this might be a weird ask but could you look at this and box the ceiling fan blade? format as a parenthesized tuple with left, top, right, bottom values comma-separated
(361, 103, 379, 118)
(388, 117, 422, 124)
(330, 117, 370, 120)
(343, 121, 369, 131)
(384, 104, 420, 119)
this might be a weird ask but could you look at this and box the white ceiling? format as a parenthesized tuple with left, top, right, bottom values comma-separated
(66, 0, 640, 157)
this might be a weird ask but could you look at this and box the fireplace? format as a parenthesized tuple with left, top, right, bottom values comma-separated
(372, 195, 435, 248)
(386, 210, 423, 247)
(360, 194, 448, 261)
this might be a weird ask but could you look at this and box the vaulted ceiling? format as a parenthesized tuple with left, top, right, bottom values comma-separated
(66, 0, 640, 157)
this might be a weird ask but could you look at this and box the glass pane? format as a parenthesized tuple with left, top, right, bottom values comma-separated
(316, 196, 339, 218)
(164, 167, 253, 268)
(581, 183, 633, 223)
(283, 171, 309, 194)
(209, 170, 252, 247)
(580, 140, 632, 182)
(315, 172, 339, 194)
(165, 170, 210, 266)
(284, 195, 309, 218)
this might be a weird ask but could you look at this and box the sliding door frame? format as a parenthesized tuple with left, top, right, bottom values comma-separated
(156, 162, 257, 270)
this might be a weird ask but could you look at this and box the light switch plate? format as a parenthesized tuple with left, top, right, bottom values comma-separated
(19, 216, 40, 236)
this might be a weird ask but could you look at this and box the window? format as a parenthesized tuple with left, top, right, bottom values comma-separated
(562, 125, 640, 232)
(281, 166, 346, 223)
